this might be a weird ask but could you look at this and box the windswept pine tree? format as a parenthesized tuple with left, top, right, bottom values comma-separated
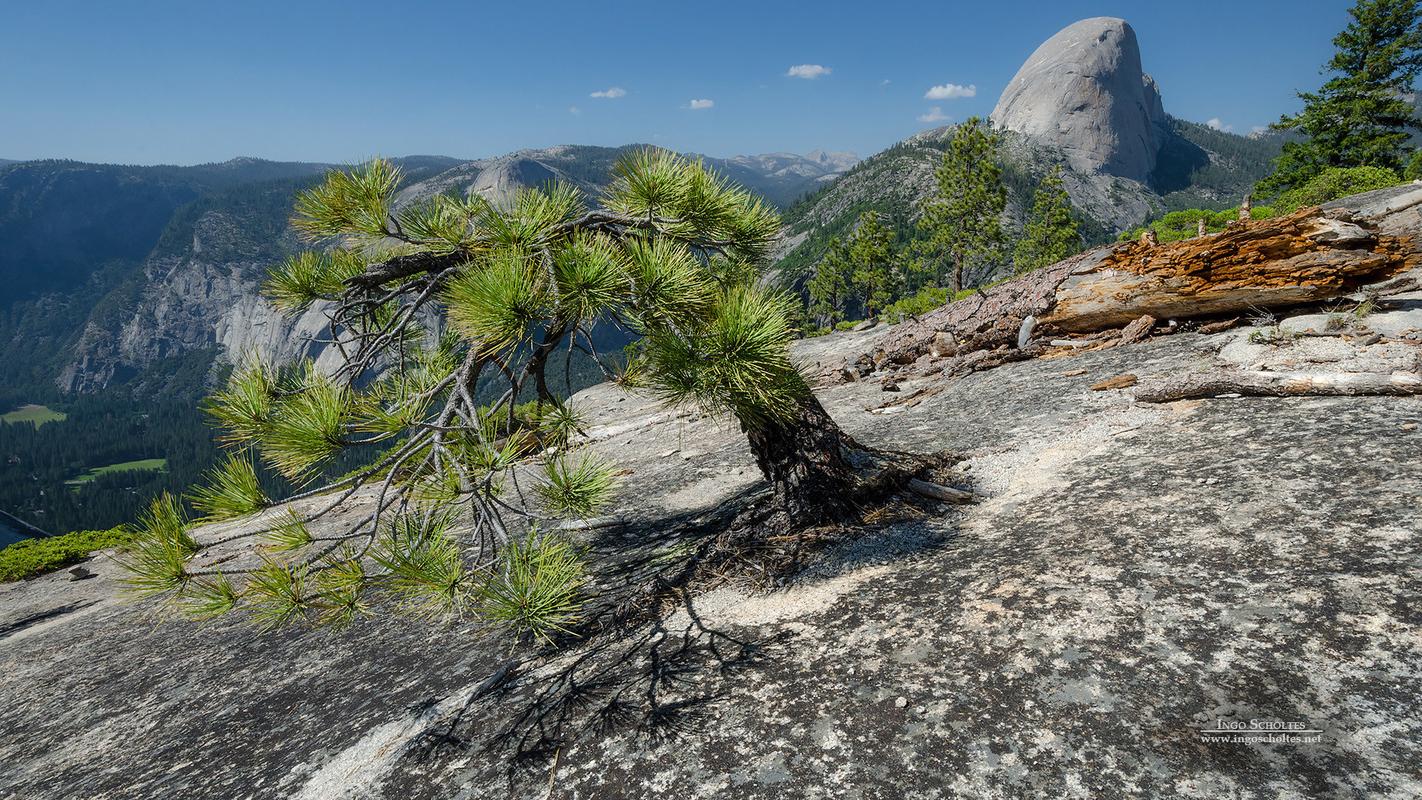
(119, 152, 933, 636)
(1259, 0, 1422, 194)
(1013, 168, 1081, 274)
(917, 117, 1007, 293)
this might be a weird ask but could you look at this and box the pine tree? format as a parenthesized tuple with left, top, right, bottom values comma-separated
(917, 117, 1007, 293)
(120, 152, 917, 634)
(1259, 0, 1422, 194)
(1012, 168, 1081, 273)
(806, 236, 852, 328)
(846, 211, 899, 319)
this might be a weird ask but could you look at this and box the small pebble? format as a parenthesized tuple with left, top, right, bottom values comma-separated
(894, 696, 908, 709)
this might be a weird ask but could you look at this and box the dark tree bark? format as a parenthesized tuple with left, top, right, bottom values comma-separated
(741, 391, 860, 528)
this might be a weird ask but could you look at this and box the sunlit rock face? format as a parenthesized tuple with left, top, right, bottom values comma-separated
(991, 17, 1168, 182)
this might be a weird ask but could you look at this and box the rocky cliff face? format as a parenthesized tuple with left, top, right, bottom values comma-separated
(991, 17, 1169, 183)
(56, 184, 333, 393)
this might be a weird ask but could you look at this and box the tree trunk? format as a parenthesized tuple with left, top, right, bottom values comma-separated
(822, 186, 1422, 384)
(742, 391, 859, 527)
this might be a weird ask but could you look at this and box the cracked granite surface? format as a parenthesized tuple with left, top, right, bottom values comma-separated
(2, 320, 1419, 799)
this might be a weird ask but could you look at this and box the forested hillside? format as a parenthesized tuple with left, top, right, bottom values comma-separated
(772, 116, 1283, 291)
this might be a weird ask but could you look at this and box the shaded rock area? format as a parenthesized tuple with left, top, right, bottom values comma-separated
(4, 287, 1421, 797)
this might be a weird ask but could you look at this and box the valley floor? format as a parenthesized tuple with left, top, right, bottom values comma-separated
(1, 314, 1419, 798)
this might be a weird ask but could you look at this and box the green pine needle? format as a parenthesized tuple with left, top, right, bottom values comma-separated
(265, 250, 366, 311)
(313, 553, 371, 629)
(535, 452, 616, 518)
(259, 367, 351, 485)
(477, 529, 587, 643)
(443, 249, 550, 352)
(188, 453, 268, 521)
(183, 575, 241, 620)
(264, 511, 315, 552)
(116, 493, 201, 598)
(245, 558, 312, 630)
(293, 158, 402, 241)
(372, 512, 472, 620)
(205, 360, 279, 446)
(553, 232, 623, 323)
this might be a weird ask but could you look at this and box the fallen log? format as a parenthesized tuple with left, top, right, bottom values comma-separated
(830, 185, 1422, 382)
(907, 478, 977, 504)
(1133, 370, 1422, 403)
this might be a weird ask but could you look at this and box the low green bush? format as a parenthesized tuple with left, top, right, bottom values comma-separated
(1121, 204, 1278, 244)
(1405, 151, 1422, 182)
(0, 527, 136, 582)
(1274, 166, 1403, 213)
(882, 286, 950, 323)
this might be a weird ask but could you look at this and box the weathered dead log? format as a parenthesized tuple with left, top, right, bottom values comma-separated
(1091, 374, 1139, 391)
(1120, 315, 1156, 344)
(830, 185, 1422, 383)
(1134, 370, 1422, 403)
(907, 478, 977, 504)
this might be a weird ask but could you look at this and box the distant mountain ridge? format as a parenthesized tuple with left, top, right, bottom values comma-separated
(396, 145, 855, 210)
(0, 147, 856, 398)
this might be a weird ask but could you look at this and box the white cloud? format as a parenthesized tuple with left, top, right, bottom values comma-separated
(924, 83, 976, 100)
(1206, 117, 1234, 132)
(590, 87, 626, 99)
(787, 64, 831, 79)
(688, 98, 714, 110)
(881, 79, 892, 86)
(918, 107, 951, 123)
(568, 106, 581, 115)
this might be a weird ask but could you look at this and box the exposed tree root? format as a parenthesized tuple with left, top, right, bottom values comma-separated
(559, 446, 962, 645)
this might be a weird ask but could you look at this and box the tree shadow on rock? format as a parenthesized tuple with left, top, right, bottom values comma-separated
(405, 589, 788, 791)
(397, 480, 958, 793)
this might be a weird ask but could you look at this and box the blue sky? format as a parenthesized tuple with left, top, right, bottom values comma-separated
(1, 0, 1357, 165)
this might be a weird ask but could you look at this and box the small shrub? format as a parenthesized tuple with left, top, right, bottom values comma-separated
(834, 320, 861, 332)
(1120, 204, 1280, 244)
(1248, 326, 1300, 346)
(1274, 166, 1402, 213)
(882, 286, 950, 323)
(0, 527, 136, 582)
(1405, 150, 1422, 182)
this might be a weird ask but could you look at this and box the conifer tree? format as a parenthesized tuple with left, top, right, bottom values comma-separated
(806, 236, 852, 328)
(917, 117, 1007, 293)
(847, 211, 899, 319)
(1259, 0, 1422, 194)
(119, 151, 916, 634)
(1012, 168, 1081, 273)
